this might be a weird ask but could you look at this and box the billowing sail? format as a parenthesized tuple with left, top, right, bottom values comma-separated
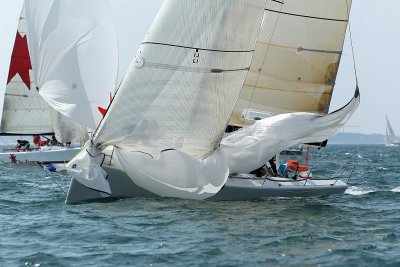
(230, 0, 352, 126)
(385, 115, 399, 146)
(69, 0, 267, 199)
(1, 5, 53, 135)
(24, 0, 118, 133)
(222, 88, 360, 173)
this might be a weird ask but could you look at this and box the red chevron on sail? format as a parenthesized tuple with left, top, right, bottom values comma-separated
(7, 32, 32, 90)
(98, 92, 113, 116)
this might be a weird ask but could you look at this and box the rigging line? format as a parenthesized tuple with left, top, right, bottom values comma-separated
(345, 0, 359, 85)
(243, 0, 284, 128)
(37, 162, 67, 196)
(223, 0, 270, 131)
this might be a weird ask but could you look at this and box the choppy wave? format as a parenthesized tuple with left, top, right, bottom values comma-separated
(1, 144, 400, 266)
(19, 182, 59, 190)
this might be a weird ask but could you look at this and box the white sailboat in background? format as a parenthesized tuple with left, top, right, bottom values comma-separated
(66, 0, 359, 204)
(385, 115, 399, 146)
(0, 0, 118, 163)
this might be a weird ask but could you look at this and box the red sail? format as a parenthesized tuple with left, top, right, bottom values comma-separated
(7, 32, 32, 90)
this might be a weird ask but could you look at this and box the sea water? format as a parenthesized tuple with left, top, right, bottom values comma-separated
(0, 145, 399, 266)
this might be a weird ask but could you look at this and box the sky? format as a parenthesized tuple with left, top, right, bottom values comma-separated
(0, 0, 399, 135)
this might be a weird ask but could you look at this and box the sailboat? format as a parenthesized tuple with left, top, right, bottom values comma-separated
(65, 0, 359, 204)
(385, 115, 399, 146)
(0, 0, 118, 164)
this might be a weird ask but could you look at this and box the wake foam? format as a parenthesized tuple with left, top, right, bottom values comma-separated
(345, 186, 374, 195)
(390, 187, 400, 193)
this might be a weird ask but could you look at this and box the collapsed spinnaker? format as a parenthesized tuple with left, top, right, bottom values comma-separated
(221, 87, 360, 173)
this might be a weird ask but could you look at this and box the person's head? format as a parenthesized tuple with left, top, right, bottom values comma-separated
(250, 165, 267, 177)
(257, 166, 267, 177)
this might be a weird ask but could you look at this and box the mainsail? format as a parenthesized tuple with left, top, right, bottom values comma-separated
(230, 0, 352, 126)
(1, 5, 53, 135)
(222, 0, 358, 172)
(385, 115, 399, 146)
(24, 0, 118, 141)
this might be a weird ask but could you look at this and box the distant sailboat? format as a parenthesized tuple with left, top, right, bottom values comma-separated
(0, 0, 118, 164)
(385, 115, 399, 146)
(65, 0, 359, 204)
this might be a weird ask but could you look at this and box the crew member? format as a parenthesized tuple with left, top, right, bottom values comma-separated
(16, 140, 30, 151)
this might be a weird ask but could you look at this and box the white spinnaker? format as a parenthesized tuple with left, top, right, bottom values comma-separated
(230, 0, 352, 126)
(222, 88, 360, 173)
(1, 5, 52, 135)
(69, 0, 267, 199)
(386, 116, 399, 145)
(24, 0, 118, 132)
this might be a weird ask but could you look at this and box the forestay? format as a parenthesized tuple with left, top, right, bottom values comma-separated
(69, 0, 267, 199)
(24, 0, 118, 138)
(230, 0, 352, 126)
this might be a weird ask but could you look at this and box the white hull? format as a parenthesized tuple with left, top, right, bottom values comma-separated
(66, 165, 349, 204)
(0, 146, 81, 164)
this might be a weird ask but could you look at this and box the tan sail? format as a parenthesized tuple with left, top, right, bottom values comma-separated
(230, 0, 352, 127)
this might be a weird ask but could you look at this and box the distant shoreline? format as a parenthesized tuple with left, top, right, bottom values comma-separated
(328, 132, 385, 145)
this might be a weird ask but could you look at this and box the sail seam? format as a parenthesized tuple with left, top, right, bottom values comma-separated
(265, 9, 348, 22)
(142, 42, 255, 53)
